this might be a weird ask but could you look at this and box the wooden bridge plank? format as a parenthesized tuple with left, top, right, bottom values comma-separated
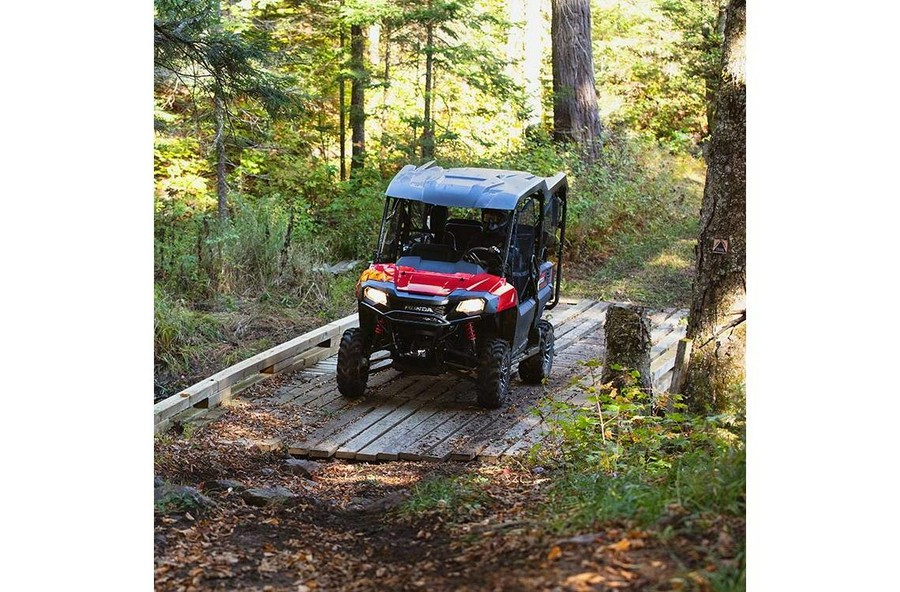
(357, 381, 475, 460)
(650, 310, 689, 354)
(337, 378, 461, 461)
(554, 302, 611, 352)
(395, 397, 486, 461)
(543, 299, 593, 326)
(313, 380, 437, 459)
(441, 394, 547, 461)
(287, 374, 419, 455)
(480, 391, 575, 461)
(297, 377, 431, 458)
(154, 313, 358, 429)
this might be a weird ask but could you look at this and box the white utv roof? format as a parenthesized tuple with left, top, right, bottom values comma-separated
(385, 161, 567, 210)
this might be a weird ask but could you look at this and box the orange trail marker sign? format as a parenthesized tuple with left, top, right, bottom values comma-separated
(711, 238, 728, 254)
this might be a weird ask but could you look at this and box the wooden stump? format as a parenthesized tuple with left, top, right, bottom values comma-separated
(601, 304, 653, 395)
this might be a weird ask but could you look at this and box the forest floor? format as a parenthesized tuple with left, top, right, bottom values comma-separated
(155, 401, 742, 592)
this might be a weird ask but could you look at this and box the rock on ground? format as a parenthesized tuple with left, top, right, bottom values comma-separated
(154, 484, 215, 514)
(282, 458, 324, 480)
(241, 486, 298, 507)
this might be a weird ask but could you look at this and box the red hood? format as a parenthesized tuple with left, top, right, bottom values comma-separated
(367, 263, 509, 297)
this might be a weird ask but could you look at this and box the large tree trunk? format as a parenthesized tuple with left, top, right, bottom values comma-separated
(683, 0, 746, 413)
(349, 24, 367, 176)
(214, 91, 228, 222)
(421, 21, 435, 160)
(551, 0, 603, 159)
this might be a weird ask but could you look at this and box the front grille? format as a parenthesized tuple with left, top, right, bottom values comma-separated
(401, 304, 446, 316)
(386, 309, 448, 325)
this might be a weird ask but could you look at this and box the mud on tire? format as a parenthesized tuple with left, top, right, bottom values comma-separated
(518, 320, 554, 384)
(336, 328, 369, 398)
(477, 338, 511, 409)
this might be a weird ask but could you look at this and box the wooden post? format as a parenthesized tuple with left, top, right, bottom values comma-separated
(669, 338, 693, 394)
(601, 304, 653, 395)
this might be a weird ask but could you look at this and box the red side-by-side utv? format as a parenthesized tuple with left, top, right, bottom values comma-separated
(336, 162, 568, 409)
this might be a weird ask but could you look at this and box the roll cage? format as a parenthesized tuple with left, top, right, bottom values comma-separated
(373, 163, 567, 308)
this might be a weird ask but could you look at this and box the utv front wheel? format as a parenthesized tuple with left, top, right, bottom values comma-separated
(518, 320, 554, 384)
(477, 338, 511, 409)
(336, 328, 369, 398)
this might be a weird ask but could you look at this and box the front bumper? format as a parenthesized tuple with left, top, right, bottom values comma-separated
(358, 280, 501, 326)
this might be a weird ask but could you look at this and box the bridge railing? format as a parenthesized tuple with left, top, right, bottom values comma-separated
(154, 313, 359, 433)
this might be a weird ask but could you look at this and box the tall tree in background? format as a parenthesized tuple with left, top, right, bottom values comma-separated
(658, 0, 728, 138)
(551, 0, 603, 159)
(338, 1, 348, 180)
(154, 0, 294, 220)
(395, 0, 516, 160)
(349, 23, 368, 174)
(422, 14, 436, 159)
(683, 0, 745, 412)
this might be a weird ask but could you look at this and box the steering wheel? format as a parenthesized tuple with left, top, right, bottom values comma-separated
(462, 246, 503, 271)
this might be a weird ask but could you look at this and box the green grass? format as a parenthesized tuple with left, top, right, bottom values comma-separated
(562, 140, 705, 309)
(567, 220, 697, 308)
(401, 474, 489, 516)
(541, 442, 745, 533)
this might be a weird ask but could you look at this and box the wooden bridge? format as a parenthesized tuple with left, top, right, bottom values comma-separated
(154, 300, 687, 461)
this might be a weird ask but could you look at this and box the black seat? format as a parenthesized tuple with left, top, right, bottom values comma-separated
(444, 219, 483, 252)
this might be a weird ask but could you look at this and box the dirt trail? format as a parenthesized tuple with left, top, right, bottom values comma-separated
(156, 426, 712, 592)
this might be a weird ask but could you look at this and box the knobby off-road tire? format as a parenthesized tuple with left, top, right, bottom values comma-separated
(518, 320, 555, 384)
(477, 338, 511, 409)
(336, 328, 369, 398)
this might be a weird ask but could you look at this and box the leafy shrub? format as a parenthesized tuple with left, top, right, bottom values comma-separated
(154, 286, 222, 376)
(536, 360, 745, 531)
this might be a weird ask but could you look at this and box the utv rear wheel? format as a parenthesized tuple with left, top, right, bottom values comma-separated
(336, 328, 369, 398)
(477, 338, 511, 409)
(518, 320, 555, 384)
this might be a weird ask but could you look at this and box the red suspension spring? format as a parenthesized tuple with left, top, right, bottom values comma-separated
(374, 319, 386, 336)
(464, 321, 476, 343)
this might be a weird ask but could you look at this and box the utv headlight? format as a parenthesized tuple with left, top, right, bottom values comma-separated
(363, 287, 389, 307)
(455, 298, 485, 315)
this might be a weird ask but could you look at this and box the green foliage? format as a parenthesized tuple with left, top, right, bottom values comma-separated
(401, 474, 489, 517)
(154, 286, 222, 375)
(592, 0, 725, 150)
(535, 360, 745, 531)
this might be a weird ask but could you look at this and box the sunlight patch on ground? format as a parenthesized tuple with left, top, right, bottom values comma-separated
(648, 240, 693, 271)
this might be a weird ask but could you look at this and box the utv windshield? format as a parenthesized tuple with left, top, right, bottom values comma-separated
(375, 198, 512, 274)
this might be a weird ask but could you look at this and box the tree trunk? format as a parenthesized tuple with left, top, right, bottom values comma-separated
(601, 305, 653, 396)
(551, 0, 603, 160)
(280, 206, 295, 272)
(683, 0, 746, 414)
(704, 3, 729, 137)
(379, 23, 391, 176)
(421, 20, 435, 159)
(214, 91, 228, 221)
(338, 12, 347, 181)
(349, 24, 367, 176)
